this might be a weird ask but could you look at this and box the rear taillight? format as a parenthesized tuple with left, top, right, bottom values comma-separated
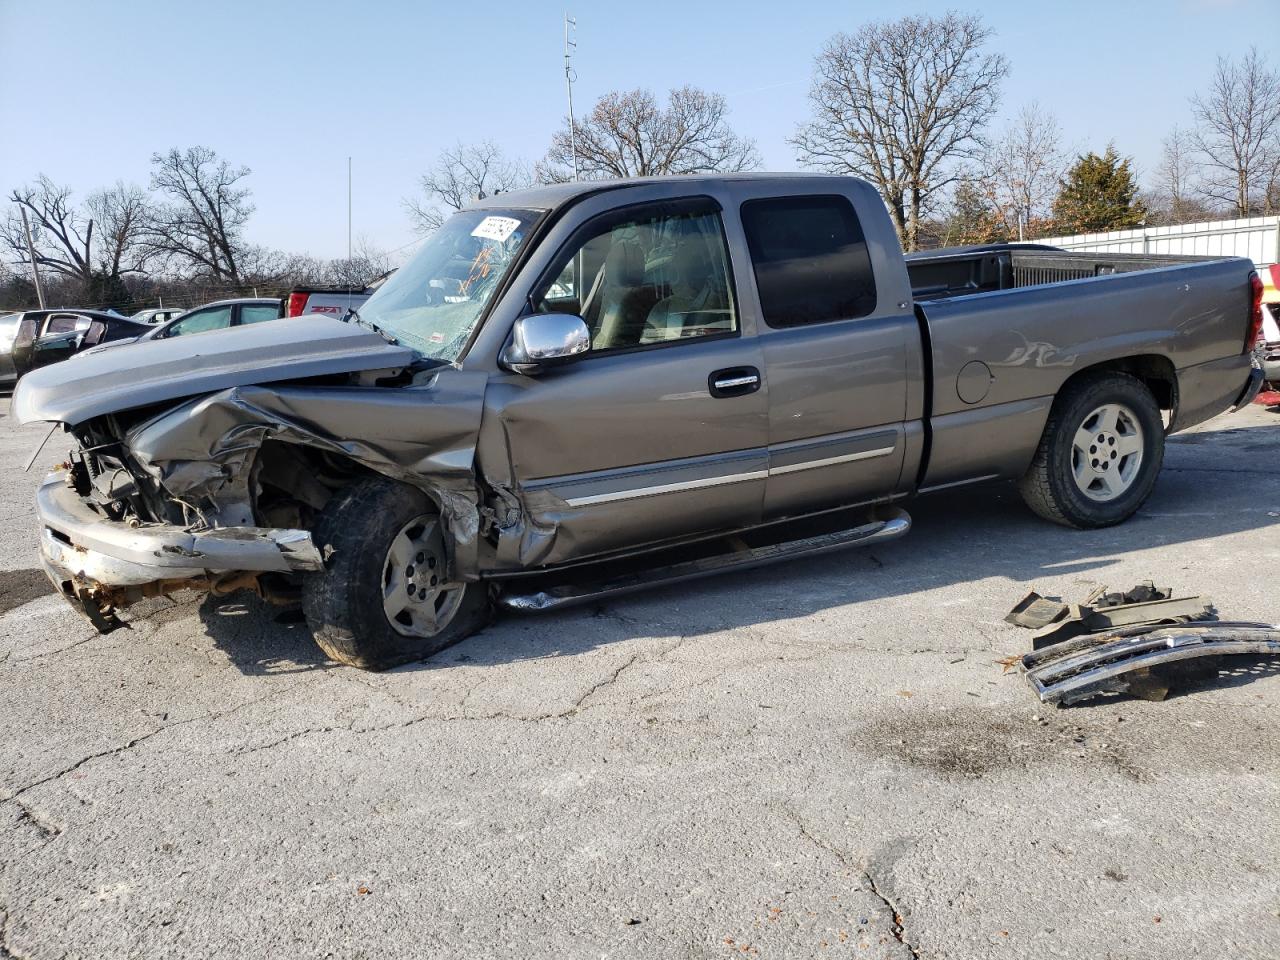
(1270, 263, 1280, 289)
(286, 292, 308, 317)
(1247, 271, 1264, 351)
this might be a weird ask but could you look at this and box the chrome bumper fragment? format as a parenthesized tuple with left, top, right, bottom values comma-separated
(35, 472, 323, 594)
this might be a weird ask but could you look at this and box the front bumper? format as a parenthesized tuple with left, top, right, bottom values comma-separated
(36, 471, 323, 597)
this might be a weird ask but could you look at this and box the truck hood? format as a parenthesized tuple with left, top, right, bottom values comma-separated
(12, 316, 415, 426)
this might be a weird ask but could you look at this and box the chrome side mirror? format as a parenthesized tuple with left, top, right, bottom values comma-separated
(501, 313, 590, 374)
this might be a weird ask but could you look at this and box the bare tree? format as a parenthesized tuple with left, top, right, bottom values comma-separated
(1191, 48, 1280, 217)
(405, 141, 530, 234)
(538, 86, 759, 183)
(1148, 126, 1209, 224)
(791, 13, 1008, 251)
(144, 146, 254, 281)
(86, 181, 153, 278)
(977, 103, 1064, 239)
(2, 175, 96, 283)
(324, 238, 395, 288)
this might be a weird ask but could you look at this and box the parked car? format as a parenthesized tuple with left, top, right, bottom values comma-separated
(13, 174, 1264, 669)
(131, 307, 186, 325)
(0, 313, 19, 386)
(283, 273, 392, 321)
(79, 298, 286, 356)
(1258, 263, 1280, 385)
(146, 298, 283, 339)
(0, 309, 150, 384)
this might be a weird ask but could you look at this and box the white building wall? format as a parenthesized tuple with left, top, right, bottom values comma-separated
(1027, 216, 1280, 267)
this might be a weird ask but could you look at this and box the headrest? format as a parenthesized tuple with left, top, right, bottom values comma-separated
(605, 241, 645, 287)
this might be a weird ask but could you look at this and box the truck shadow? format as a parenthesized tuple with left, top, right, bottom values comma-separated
(196, 418, 1280, 683)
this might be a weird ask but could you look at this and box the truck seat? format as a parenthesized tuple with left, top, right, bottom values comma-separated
(640, 240, 730, 342)
(589, 241, 658, 350)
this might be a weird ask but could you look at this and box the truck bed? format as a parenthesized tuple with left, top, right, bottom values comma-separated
(907, 247, 1255, 493)
(906, 245, 1215, 302)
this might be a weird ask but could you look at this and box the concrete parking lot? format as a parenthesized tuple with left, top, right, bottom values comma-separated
(0, 396, 1277, 960)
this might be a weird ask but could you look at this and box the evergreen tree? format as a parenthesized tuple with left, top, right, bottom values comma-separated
(947, 180, 1011, 245)
(1051, 146, 1147, 233)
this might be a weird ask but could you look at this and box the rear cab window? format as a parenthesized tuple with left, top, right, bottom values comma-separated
(740, 195, 877, 327)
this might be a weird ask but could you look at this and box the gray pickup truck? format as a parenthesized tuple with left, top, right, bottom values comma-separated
(13, 174, 1265, 669)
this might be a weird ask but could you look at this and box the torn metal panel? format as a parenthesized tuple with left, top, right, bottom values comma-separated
(125, 369, 489, 578)
(1022, 623, 1280, 705)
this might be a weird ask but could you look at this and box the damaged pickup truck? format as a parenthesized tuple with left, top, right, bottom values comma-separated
(13, 174, 1267, 669)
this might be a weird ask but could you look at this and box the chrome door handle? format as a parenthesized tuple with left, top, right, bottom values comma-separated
(708, 366, 761, 398)
(713, 374, 758, 390)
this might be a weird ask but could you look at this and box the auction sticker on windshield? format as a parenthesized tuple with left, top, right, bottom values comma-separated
(471, 216, 522, 242)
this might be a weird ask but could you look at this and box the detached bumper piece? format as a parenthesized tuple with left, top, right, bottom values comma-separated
(1022, 622, 1280, 706)
(36, 472, 323, 632)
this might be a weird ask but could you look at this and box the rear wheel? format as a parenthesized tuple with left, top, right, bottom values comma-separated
(302, 478, 491, 670)
(1018, 372, 1165, 529)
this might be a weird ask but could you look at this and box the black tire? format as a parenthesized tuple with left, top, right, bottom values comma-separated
(1018, 371, 1165, 529)
(301, 478, 492, 670)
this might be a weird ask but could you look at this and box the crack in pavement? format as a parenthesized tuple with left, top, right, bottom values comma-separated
(0, 677, 321, 803)
(12, 799, 61, 839)
(570, 653, 640, 712)
(3, 634, 101, 666)
(863, 868, 919, 960)
(781, 805, 919, 960)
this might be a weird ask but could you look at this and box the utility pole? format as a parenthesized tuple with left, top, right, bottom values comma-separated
(19, 207, 46, 308)
(564, 13, 579, 181)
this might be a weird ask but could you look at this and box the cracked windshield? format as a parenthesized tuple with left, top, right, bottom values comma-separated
(359, 207, 541, 360)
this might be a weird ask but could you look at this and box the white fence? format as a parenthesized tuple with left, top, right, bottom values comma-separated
(1028, 216, 1279, 267)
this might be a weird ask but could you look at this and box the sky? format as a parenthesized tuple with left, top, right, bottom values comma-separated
(0, 0, 1270, 261)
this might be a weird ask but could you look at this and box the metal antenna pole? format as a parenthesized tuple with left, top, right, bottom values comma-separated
(564, 13, 579, 181)
(347, 156, 354, 306)
(20, 207, 46, 308)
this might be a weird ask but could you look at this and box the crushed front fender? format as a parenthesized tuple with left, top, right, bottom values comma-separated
(125, 369, 490, 577)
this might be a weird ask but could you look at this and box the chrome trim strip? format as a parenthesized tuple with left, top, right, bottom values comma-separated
(768, 445, 896, 476)
(562, 444, 899, 507)
(564, 469, 769, 507)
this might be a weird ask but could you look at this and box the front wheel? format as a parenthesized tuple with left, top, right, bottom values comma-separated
(1018, 371, 1165, 529)
(302, 478, 492, 670)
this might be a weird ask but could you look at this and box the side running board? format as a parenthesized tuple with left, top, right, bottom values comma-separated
(498, 507, 911, 612)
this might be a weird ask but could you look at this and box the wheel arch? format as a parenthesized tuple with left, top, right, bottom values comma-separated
(1057, 354, 1178, 423)
(251, 438, 481, 581)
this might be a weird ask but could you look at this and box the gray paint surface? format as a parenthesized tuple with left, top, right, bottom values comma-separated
(10, 174, 1260, 595)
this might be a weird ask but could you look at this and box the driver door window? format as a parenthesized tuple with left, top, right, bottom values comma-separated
(166, 305, 232, 337)
(530, 202, 738, 352)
